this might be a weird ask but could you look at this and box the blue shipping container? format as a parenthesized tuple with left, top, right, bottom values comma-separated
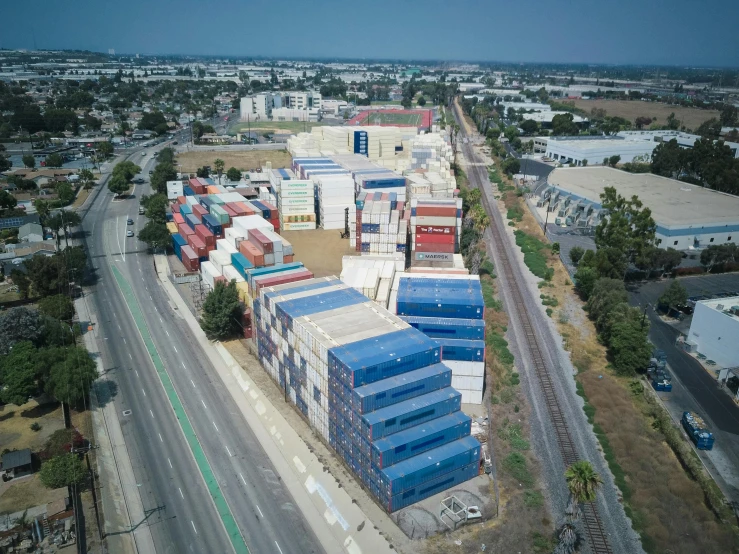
(385, 462, 479, 512)
(435, 339, 485, 362)
(183, 186, 194, 196)
(379, 435, 480, 495)
(400, 316, 485, 340)
(372, 411, 472, 468)
(231, 253, 254, 279)
(328, 328, 442, 388)
(352, 363, 452, 414)
(262, 278, 342, 311)
(185, 213, 200, 230)
(246, 262, 304, 288)
(179, 204, 192, 216)
(360, 387, 461, 440)
(202, 214, 222, 236)
(396, 279, 484, 320)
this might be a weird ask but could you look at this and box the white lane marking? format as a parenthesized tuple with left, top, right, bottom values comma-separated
(168, 458, 173, 469)
(142, 389, 146, 397)
(191, 521, 198, 535)
(201, 399, 207, 409)
(159, 317, 163, 323)
(173, 346, 178, 353)
(190, 379, 196, 388)
(150, 294, 153, 301)
(166, 330, 170, 337)
(159, 433, 163, 442)
(135, 370, 139, 377)
(182, 362, 187, 369)
(149, 409, 154, 418)
(212, 421, 219, 432)
(225, 445, 232, 456)
(275, 541, 283, 554)
(141, 277, 145, 282)
(179, 487, 184, 499)
(256, 505, 264, 518)
(122, 338, 127, 344)
(240, 473, 247, 486)
(129, 353, 133, 360)
(117, 323, 122, 330)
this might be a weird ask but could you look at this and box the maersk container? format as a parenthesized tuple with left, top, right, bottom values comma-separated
(352, 363, 453, 414)
(328, 328, 441, 388)
(379, 435, 480, 496)
(435, 339, 485, 362)
(371, 411, 472, 468)
(360, 387, 461, 440)
(400, 316, 485, 340)
(385, 462, 480, 513)
(202, 214, 223, 237)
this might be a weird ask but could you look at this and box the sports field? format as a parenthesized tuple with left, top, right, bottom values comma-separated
(348, 108, 432, 128)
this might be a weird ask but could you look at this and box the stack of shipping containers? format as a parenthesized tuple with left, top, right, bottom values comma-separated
(352, 192, 408, 254)
(409, 198, 462, 268)
(316, 174, 356, 230)
(254, 278, 481, 512)
(394, 275, 486, 404)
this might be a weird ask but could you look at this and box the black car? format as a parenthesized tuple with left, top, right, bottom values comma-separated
(133, 177, 145, 184)
(127, 218, 134, 225)
(149, 170, 153, 175)
(677, 305, 694, 315)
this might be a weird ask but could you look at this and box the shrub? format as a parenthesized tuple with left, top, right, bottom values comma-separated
(503, 452, 534, 487)
(524, 490, 544, 508)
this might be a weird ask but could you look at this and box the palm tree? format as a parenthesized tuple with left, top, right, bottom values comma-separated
(565, 460, 603, 505)
(214, 158, 225, 183)
(554, 523, 579, 554)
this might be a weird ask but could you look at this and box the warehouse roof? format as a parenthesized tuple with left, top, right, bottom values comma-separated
(548, 167, 739, 227)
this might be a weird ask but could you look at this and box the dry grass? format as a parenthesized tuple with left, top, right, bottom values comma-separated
(0, 399, 65, 454)
(175, 150, 292, 173)
(567, 99, 720, 130)
(0, 474, 67, 515)
(280, 229, 355, 277)
(71, 187, 92, 209)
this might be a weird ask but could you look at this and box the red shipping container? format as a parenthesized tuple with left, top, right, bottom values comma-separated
(254, 269, 314, 294)
(250, 228, 273, 254)
(178, 222, 195, 237)
(261, 201, 278, 218)
(415, 225, 455, 236)
(173, 213, 184, 225)
(192, 184, 206, 195)
(239, 241, 265, 267)
(188, 178, 200, 188)
(233, 202, 255, 216)
(223, 204, 238, 218)
(188, 234, 208, 258)
(192, 204, 208, 217)
(414, 233, 456, 244)
(194, 225, 215, 247)
(283, 254, 294, 263)
(181, 245, 200, 272)
(414, 243, 455, 253)
(415, 204, 457, 217)
(177, 196, 187, 205)
(172, 204, 181, 215)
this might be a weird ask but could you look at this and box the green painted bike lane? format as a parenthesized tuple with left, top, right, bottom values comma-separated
(111, 265, 249, 554)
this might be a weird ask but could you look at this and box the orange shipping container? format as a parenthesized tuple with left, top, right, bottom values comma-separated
(239, 240, 265, 267)
(207, 186, 221, 195)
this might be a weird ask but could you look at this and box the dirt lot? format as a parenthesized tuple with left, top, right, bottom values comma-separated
(175, 150, 292, 173)
(568, 98, 720, 130)
(280, 229, 354, 277)
(0, 399, 65, 454)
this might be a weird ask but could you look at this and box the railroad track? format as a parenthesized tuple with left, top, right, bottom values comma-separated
(453, 103, 614, 554)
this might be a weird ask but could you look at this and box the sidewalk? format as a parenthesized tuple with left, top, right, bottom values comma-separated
(76, 295, 156, 554)
(153, 255, 396, 554)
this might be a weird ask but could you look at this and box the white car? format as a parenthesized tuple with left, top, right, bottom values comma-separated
(126, 230, 134, 237)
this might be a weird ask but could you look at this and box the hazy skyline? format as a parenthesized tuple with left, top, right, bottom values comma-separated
(3, 0, 738, 67)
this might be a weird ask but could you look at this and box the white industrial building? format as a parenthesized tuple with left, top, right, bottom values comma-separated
(687, 297, 739, 373)
(240, 91, 321, 121)
(545, 167, 739, 250)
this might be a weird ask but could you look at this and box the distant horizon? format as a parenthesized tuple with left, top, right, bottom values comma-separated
(3, 0, 738, 68)
(5, 48, 739, 72)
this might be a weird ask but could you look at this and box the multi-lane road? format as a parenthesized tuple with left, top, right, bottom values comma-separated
(79, 144, 323, 554)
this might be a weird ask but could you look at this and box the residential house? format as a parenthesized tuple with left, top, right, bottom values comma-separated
(1, 449, 33, 479)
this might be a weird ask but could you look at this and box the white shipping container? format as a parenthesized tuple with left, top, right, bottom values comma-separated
(200, 261, 220, 289)
(459, 389, 483, 405)
(209, 250, 232, 274)
(216, 239, 238, 256)
(444, 360, 485, 377)
(222, 265, 245, 283)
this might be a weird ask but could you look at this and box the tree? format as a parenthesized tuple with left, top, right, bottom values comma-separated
(111, 161, 140, 181)
(500, 157, 520, 176)
(55, 182, 75, 206)
(520, 119, 538, 135)
(226, 167, 242, 182)
(635, 116, 653, 130)
(0, 341, 38, 405)
(96, 141, 113, 158)
(108, 174, 130, 196)
(635, 246, 682, 277)
(720, 105, 738, 127)
(565, 461, 603, 504)
(608, 155, 621, 167)
(586, 278, 629, 331)
(700, 243, 739, 272)
(201, 281, 242, 340)
(401, 96, 412, 109)
(140, 193, 168, 224)
(39, 454, 86, 489)
(658, 280, 688, 311)
(38, 294, 75, 321)
(22, 154, 36, 169)
(417, 96, 426, 107)
(150, 162, 177, 195)
(0, 153, 11, 173)
(10, 270, 30, 299)
(609, 319, 652, 374)
(581, 159, 588, 167)
(45, 153, 64, 168)
(43, 346, 97, 406)
(138, 220, 170, 250)
(551, 113, 579, 136)
(651, 139, 686, 179)
(0, 190, 18, 211)
(78, 168, 95, 190)
(196, 166, 210, 178)
(138, 111, 168, 133)
(214, 158, 225, 181)
(569, 246, 585, 266)
(0, 308, 42, 354)
(696, 118, 722, 139)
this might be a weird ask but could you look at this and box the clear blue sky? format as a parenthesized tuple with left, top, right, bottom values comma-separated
(3, 0, 738, 67)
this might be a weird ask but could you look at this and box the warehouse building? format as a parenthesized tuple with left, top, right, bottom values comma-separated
(544, 167, 739, 250)
(544, 136, 657, 165)
(686, 297, 739, 371)
(254, 278, 482, 512)
(240, 91, 322, 121)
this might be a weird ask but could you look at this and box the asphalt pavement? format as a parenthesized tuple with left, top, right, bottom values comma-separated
(79, 147, 322, 553)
